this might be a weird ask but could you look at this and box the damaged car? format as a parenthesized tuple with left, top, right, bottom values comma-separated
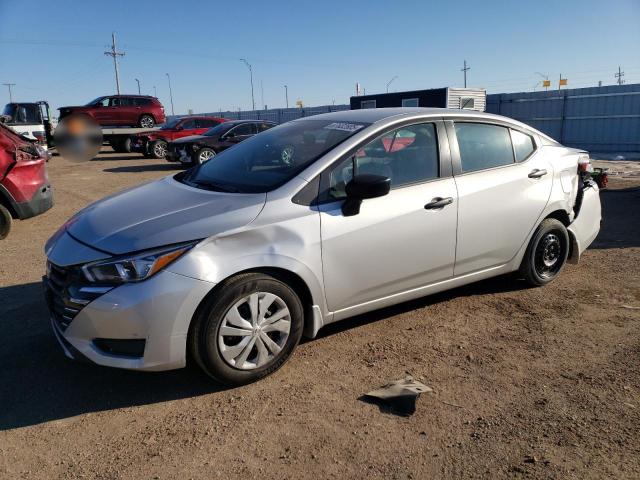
(43, 108, 601, 384)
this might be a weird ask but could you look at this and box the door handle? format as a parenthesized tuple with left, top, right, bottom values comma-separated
(424, 197, 453, 210)
(528, 168, 548, 179)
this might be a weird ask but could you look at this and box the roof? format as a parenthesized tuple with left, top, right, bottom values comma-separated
(291, 107, 510, 124)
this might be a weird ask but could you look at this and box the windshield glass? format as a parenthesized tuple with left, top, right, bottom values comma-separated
(2, 104, 41, 124)
(160, 117, 182, 130)
(85, 97, 105, 106)
(180, 119, 370, 193)
(203, 122, 232, 137)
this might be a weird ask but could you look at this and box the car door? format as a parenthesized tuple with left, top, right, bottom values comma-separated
(318, 121, 458, 312)
(107, 97, 128, 125)
(447, 120, 553, 276)
(176, 118, 198, 139)
(92, 97, 112, 123)
(218, 123, 256, 151)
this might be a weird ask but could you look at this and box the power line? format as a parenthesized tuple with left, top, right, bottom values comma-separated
(104, 32, 125, 94)
(615, 66, 625, 85)
(2, 83, 15, 102)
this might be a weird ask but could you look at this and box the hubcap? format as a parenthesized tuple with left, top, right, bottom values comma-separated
(199, 150, 214, 163)
(154, 142, 167, 157)
(535, 232, 563, 278)
(141, 116, 153, 128)
(218, 292, 291, 370)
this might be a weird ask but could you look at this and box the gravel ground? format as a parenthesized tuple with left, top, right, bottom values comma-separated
(0, 151, 638, 479)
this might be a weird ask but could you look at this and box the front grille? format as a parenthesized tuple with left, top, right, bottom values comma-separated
(44, 261, 111, 331)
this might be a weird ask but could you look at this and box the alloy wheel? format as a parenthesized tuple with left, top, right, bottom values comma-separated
(198, 149, 215, 163)
(140, 116, 154, 128)
(153, 142, 167, 158)
(218, 292, 291, 370)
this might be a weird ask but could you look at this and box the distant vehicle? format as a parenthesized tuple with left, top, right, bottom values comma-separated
(44, 108, 601, 385)
(131, 116, 227, 159)
(58, 95, 166, 128)
(2, 101, 55, 148)
(166, 120, 276, 165)
(0, 122, 53, 239)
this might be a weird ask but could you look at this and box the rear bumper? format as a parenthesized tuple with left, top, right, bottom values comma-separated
(14, 183, 54, 219)
(567, 183, 601, 264)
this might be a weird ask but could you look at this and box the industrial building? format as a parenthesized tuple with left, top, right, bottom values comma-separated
(349, 87, 486, 112)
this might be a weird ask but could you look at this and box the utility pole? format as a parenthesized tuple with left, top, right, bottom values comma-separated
(284, 85, 289, 108)
(2, 83, 15, 102)
(153, 85, 157, 97)
(615, 66, 625, 85)
(165, 73, 174, 115)
(386, 75, 398, 93)
(104, 32, 125, 94)
(239, 58, 255, 111)
(461, 60, 470, 88)
(135, 78, 141, 94)
(261, 80, 265, 110)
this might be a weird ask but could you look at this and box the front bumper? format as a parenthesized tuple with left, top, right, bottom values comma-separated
(45, 268, 215, 371)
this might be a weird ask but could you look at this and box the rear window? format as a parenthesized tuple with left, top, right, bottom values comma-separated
(511, 129, 536, 162)
(133, 98, 152, 106)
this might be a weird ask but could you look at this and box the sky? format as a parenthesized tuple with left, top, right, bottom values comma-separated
(1, 0, 639, 115)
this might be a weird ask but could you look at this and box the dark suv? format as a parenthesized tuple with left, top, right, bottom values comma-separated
(131, 116, 227, 159)
(58, 95, 166, 128)
(166, 120, 276, 165)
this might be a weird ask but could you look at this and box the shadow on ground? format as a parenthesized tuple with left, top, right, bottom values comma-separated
(102, 164, 184, 173)
(591, 185, 640, 249)
(0, 282, 222, 431)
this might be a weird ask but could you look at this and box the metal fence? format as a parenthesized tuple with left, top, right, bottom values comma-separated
(171, 104, 351, 125)
(486, 83, 640, 154)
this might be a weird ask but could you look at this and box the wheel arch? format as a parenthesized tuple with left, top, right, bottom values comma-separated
(0, 184, 18, 218)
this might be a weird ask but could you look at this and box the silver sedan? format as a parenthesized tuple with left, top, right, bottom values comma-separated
(44, 108, 601, 384)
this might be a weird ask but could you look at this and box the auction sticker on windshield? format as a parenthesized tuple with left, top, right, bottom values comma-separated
(324, 122, 365, 132)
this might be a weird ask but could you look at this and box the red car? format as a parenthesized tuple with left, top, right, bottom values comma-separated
(58, 95, 166, 128)
(0, 122, 53, 239)
(130, 116, 227, 158)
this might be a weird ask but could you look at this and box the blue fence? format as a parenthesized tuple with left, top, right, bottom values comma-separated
(486, 83, 640, 154)
(171, 104, 351, 125)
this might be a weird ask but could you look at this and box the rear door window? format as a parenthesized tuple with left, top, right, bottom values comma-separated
(229, 123, 256, 137)
(511, 129, 536, 162)
(181, 119, 197, 129)
(454, 122, 514, 173)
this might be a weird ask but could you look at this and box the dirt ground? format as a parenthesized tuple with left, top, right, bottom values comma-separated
(1, 150, 638, 479)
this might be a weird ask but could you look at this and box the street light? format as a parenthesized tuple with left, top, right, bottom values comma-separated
(240, 58, 255, 111)
(284, 85, 289, 108)
(386, 75, 398, 93)
(135, 78, 141, 95)
(165, 73, 175, 116)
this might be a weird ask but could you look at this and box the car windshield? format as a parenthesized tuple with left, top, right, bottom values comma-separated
(85, 97, 106, 106)
(180, 119, 370, 193)
(160, 118, 182, 130)
(2, 104, 41, 124)
(203, 123, 232, 137)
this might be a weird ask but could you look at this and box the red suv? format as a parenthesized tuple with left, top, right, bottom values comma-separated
(0, 122, 53, 239)
(130, 116, 227, 159)
(58, 95, 166, 128)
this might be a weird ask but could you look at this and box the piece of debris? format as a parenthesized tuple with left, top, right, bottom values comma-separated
(441, 400, 465, 409)
(362, 376, 433, 416)
(524, 455, 538, 464)
(621, 305, 640, 310)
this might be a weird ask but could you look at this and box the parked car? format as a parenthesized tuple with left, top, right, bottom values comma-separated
(0, 122, 53, 239)
(166, 119, 276, 165)
(2, 101, 55, 148)
(130, 116, 227, 159)
(58, 95, 166, 128)
(43, 108, 601, 385)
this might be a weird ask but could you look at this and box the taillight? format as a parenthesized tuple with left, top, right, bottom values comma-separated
(578, 155, 592, 173)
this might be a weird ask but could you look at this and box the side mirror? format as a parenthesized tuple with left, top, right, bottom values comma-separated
(342, 174, 391, 216)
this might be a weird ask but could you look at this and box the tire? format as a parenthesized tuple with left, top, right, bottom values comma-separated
(110, 138, 131, 153)
(0, 204, 12, 240)
(194, 147, 216, 165)
(519, 218, 570, 287)
(189, 273, 304, 385)
(149, 140, 168, 159)
(139, 115, 155, 128)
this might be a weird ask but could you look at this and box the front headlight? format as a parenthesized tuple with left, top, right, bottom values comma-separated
(81, 242, 197, 284)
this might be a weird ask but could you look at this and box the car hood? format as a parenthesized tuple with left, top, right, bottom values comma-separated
(66, 175, 266, 255)
(171, 135, 207, 144)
